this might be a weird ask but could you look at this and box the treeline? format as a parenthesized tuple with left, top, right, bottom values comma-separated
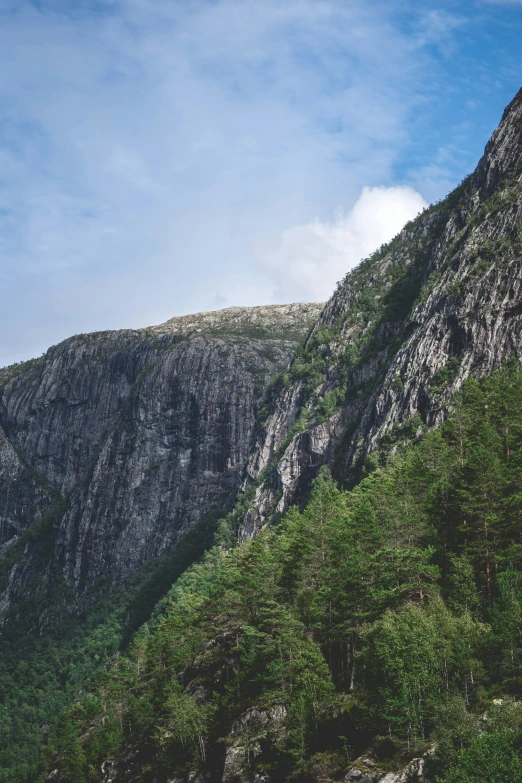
(0, 505, 223, 782)
(46, 364, 522, 783)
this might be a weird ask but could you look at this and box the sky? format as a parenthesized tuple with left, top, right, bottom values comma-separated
(0, 0, 521, 366)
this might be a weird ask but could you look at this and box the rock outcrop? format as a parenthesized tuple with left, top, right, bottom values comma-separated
(343, 756, 426, 783)
(222, 705, 287, 783)
(9, 84, 522, 783)
(239, 87, 522, 537)
(0, 303, 321, 619)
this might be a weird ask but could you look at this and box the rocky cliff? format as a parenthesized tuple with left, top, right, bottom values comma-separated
(240, 87, 522, 537)
(0, 84, 522, 783)
(0, 303, 321, 621)
(4, 86, 522, 783)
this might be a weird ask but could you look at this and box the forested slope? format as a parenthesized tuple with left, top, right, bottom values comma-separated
(0, 303, 321, 621)
(241, 86, 522, 537)
(1, 87, 522, 783)
(46, 365, 522, 783)
(0, 305, 321, 782)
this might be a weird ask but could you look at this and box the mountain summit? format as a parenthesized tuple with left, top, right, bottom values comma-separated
(0, 302, 322, 619)
(240, 86, 522, 537)
(1, 89, 522, 783)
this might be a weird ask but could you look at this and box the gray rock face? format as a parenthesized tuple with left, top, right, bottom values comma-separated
(222, 705, 286, 783)
(239, 87, 522, 537)
(41, 86, 522, 783)
(0, 303, 321, 618)
(343, 756, 426, 783)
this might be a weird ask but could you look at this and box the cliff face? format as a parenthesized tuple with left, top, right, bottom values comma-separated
(240, 88, 522, 537)
(0, 303, 321, 617)
(2, 90, 521, 617)
(6, 84, 521, 602)
(14, 87, 522, 783)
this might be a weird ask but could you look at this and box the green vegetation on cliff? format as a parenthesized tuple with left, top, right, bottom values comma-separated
(0, 508, 222, 782)
(40, 363, 522, 783)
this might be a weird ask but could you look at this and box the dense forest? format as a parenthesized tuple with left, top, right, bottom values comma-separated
(14, 363, 519, 783)
(0, 500, 225, 781)
(1, 85, 521, 783)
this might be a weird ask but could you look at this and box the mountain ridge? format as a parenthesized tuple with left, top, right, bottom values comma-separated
(1, 88, 522, 783)
(238, 86, 522, 538)
(0, 302, 322, 624)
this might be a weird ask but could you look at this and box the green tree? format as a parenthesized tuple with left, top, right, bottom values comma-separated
(360, 597, 487, 748)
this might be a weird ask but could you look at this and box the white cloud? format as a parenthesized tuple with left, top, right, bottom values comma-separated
(0, 0, 517, 364)
(258, 186, 428, 302)
(0, 0, 434, 365)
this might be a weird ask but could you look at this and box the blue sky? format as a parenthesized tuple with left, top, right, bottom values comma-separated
(0, 0, 521, 366)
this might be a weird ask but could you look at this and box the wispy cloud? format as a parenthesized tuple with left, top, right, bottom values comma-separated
(0, 0, 520, 365)
(257, 186, 427, 302)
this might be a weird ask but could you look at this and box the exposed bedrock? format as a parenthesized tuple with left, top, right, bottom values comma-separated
(0, 303, 321, 616)
(240, 87, 522, 537)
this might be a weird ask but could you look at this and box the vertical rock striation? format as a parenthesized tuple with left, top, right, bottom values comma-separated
(240, 87, 522, 537)
(0, 304, 322, 617)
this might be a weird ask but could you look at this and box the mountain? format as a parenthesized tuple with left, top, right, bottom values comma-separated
(0, 88, 522, 783)
(0, 303, 322, 624)
(240, 87, 522, 537)
(47, 364, 522, 783)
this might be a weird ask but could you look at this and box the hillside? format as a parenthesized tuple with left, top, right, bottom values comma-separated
(0, 302, 321, 624)
(0, 87, 522, 783)
(240, 87, 522, 537)
(46, 364, 522, 783)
